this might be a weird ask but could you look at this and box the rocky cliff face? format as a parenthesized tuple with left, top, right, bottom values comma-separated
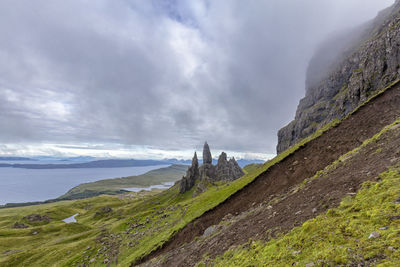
(277, 0, 400, 153)
(179, 152, 199, 193)
(179, 143, 244, 193)
(202, 142, 212, 165)
(215, 152, 244, 181)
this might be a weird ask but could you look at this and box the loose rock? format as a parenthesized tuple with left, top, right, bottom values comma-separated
(12, 222, 29, 229)
(368, 232, 380, 239)
(203, 225, 217, 238)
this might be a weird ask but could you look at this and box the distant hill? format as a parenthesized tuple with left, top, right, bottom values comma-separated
(59, 164, 188, 200)
(1, 164, 188, 208)
(0, 156, 36, 161)
(236, 159, 264, 168)
(58, 156, 96, 162)
(0, 157, 263, 169)
(0, 159, 169, 169)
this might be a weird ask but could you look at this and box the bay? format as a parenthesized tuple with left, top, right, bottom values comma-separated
(0, 165, 168, 205)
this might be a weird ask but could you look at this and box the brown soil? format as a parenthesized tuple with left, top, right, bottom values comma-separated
(136, 84, 400, 266)
(147, 121, 400, 266)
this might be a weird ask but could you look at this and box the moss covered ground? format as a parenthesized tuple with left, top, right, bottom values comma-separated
(212, 166, 400, 266)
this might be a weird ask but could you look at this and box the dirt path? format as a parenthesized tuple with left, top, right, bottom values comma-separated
(136, 84, 400, 266)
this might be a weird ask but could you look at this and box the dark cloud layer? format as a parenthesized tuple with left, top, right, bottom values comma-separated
(0, 0, 394, 155)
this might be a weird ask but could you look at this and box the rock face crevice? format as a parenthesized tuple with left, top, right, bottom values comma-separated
(179, 142, 244, 194)
(277, 0, 400, 153)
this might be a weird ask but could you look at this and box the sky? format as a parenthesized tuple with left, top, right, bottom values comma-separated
(0, 0, 395, 160)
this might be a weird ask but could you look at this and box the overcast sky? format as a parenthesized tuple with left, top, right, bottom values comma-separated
(0, 0, 395, 159)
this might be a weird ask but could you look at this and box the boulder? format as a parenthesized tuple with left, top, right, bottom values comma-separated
(12, 222, 29, 229)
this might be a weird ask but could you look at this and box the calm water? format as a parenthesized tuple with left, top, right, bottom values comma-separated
(123, 182, 175, 192)
(63, 213, 79, 223)
(0, 165, 169, 205)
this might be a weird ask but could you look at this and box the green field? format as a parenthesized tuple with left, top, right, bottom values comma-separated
(59, 164, 188, 199)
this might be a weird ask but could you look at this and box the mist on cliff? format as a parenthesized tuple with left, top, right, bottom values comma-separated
(0, 0, 395, 157)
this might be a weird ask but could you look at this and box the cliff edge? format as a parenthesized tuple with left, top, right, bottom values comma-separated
(277, 0, 400, 153)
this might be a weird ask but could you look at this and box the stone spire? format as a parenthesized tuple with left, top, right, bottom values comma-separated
(203, 141, 212, 164)
(179, 143, 245, 194)
(179, 152, 199, 193)
(192, 152, 199, 176)
(192, 152, 199, 168)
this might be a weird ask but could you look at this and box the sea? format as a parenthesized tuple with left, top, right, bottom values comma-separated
(0, 161, 169, 205)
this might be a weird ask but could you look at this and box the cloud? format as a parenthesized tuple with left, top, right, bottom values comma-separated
(0, 0, 395, 156)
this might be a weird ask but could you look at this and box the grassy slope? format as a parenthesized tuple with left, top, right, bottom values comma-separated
(60, 164, 188, 199)
(212, 120, 400, 266)
(213, 166, 400, 266)
(0, 82, 398, 266)
(242, 163, 263, 174)
(0, 119, 339, 267)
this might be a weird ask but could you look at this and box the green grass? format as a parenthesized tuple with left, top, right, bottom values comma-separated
(212, 166, 400, 266)
(59, 164, 187, 199)
(243, 163, 263, 174)
(1, 80, 399, 266)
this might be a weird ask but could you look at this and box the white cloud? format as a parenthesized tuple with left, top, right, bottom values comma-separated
(0, 0, 395, 157)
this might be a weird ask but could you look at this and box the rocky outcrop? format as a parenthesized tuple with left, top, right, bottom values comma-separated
(12, 222, 29, 229)
(199, 143, 215, 180)
(179, 143, 245, 193)
(23, 214, 51, 223)
(277, 0, 400, 153)
(215, 153, 244, 181)
(202, 142, 212, 164)
(179, 152, 199, 193)
(198, 163, 216, 180)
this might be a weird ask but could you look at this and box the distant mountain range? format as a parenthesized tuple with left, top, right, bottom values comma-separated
(0, 159, 168, 169)
(0, 157, 264, 169)
(0, 157, 37, 161)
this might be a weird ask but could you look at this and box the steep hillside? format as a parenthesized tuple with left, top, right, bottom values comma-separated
(277, 0, 400, 153)
(144, 118, 400, 266)
(2, 88, 397, 267)
(1, 82, 398, 267)
(2, 4, 400, 266)
(138, 81, 400, 266)
(214, 165, 400, 266)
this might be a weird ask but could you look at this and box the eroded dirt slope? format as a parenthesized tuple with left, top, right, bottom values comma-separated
(146, 120, 400, 266)
(137, 84, 400, 266)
